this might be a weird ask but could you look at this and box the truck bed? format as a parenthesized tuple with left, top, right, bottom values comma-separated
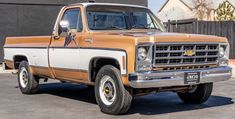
(4, 36, 51, 48)
(4, 36, 51, 71)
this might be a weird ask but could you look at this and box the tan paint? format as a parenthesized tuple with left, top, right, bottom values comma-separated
(4, 5, 229, 86)
(30, 66, 52, 77)
(31, 66, 129, 85)
(51, 68, 90, 84)
(5, 36, 51, 47)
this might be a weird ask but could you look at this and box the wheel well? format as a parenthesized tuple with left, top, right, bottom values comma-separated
(13, 55, 28, 69)
(89, 58, 120, 82)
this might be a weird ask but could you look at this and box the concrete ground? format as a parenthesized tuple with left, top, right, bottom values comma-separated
(0, 73, 235, 119)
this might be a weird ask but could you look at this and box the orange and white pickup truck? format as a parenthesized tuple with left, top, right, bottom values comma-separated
(3, 2, 232, 114)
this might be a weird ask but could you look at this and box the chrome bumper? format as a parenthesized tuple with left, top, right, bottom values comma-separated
(128, 66, 232, 88)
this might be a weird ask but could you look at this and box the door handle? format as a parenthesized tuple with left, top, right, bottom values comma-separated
(84, 39, 93, 43)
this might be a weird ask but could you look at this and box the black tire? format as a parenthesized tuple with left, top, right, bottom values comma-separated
(18, 61, 39, 94)
(177, 83, 213, 104)
(95, 65, 132, 115)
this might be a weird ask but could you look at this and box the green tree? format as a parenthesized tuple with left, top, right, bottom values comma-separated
(216, 1, 235, 21)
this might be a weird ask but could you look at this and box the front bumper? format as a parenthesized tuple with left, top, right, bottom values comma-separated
(129, 66, 232, 88)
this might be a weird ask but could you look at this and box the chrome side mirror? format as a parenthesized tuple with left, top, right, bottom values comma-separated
(59, 20, 70, 36)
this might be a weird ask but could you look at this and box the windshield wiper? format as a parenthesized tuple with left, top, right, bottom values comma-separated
(131, 24, 149, 29)
(131, 24, 161, 31)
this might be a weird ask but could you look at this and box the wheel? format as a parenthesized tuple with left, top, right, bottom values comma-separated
(95, 65, 132, 115)
(177, 83, 213, 104)
(18, 61, 39, 94)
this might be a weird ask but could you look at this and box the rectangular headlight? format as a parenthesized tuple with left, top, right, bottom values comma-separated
(136, 43, 153, 71)
(219, 43, 229, 66)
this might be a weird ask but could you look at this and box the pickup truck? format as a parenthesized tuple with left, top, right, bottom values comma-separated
(3, 2, 232, 115)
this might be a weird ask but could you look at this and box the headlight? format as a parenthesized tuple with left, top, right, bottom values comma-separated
(136, 44, 153, 71)
(219, 44, 229, 66)
(138, 47, 147, 61)
(219, 47, 225, 58)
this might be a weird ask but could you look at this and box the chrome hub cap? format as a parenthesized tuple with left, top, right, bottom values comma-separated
(19, 67, 29, 88)
(99, 75, 116, 105)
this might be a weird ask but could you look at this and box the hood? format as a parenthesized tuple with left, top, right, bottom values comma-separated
(94, 31, 228, 43)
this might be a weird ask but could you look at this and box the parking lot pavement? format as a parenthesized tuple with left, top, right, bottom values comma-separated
(0, 73, 234, 119)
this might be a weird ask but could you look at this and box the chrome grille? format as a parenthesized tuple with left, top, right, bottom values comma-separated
(153, 43, 219, 68)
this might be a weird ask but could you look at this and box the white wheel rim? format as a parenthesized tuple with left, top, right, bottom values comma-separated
(99, 75, 117, 106)
(19, 67, 29, 88)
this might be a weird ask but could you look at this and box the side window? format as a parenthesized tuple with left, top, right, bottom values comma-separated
(61, 8, 83, 32)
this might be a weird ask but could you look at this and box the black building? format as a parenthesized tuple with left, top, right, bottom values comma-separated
(0, 0, 147, 62)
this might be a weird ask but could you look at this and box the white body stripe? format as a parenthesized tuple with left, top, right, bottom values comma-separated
(4, 48, 127, 74)
(49, 49, 80, 70)
(4, 48, 49, 67)
(49, 48, 127, 74)
(79, 49, 127, 74)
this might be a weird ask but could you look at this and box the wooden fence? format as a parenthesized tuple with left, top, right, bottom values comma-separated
(166, 18, 235, 59)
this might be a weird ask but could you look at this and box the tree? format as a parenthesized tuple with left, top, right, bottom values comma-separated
(216, 1, 235, 21)
(192, 0, 213, 20)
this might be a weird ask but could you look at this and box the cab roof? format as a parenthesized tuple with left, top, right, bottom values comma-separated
(69, 2, 147, 9)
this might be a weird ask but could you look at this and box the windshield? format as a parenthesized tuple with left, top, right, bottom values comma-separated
(86, 5, 165, 31)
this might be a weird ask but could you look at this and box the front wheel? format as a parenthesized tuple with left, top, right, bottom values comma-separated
(95, 65, 132, 115)
(177, 83, 213, 104)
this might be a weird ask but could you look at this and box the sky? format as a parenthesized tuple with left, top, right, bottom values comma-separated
(148, 0, 166, 14)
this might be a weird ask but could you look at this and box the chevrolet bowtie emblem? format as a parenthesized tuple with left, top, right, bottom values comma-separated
(184, 50, 196, 56)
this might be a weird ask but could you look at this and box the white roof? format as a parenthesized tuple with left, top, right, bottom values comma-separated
(70, 2, 147, 9)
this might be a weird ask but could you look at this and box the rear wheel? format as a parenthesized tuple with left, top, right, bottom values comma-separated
(18, 61, 39, 94)
(177, 83, 213, 104)
(95, 65, 132, 115)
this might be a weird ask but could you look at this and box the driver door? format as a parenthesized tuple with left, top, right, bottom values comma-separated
(49, 7, 83, 82)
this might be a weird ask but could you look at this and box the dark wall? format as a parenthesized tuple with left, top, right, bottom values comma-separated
(0, 0, 147, 62)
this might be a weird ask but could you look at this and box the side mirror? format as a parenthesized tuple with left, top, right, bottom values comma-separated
(59, 21, 70, 36)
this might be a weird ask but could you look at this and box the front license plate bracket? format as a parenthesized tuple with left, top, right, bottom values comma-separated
(184, 72, 200, 84)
